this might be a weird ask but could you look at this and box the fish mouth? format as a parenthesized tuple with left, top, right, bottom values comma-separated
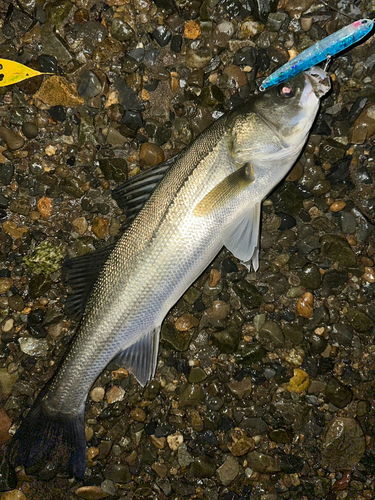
(304, 67, 331, 98)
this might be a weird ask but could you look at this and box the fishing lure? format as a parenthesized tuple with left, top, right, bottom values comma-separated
(259, 19, 374, 91)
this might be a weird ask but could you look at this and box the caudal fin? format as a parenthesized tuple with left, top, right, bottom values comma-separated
(6, 397, 86, 480)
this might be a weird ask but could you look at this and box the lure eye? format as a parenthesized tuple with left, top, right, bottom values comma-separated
(278, 84, 294, 98)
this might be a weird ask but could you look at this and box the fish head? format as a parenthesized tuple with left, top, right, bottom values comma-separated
(254, 66, 331, 139)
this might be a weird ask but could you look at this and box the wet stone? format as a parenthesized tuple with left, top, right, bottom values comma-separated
(115, 79, 144, 111)
(0, 126, 25, 150)
(217, 455, 240, 486)
(170, 35, 182, 53)
(227, 377, 252, 399)
(19, 337, 49, 357)
(296, 292, 314, 319)
(299, 263, 321, 290)
(183, 287, 201, 305)
(8, 295, 24, 312)
(266, 11, 289, 31)
(0, 278, 13, 294)
(321, 270, 348, 297)
(188, 367, 207, 384)
(200, 85, 225, 108)
(212, 325, 239, 354)
(319, 139, 346, 163)
(233, 281, 262, 309)
(152, 25, 172, 47)
(346, 308, 374, 333)
(139, 143, 164, 168)
(179, 384, 205, 408)
(22, 121, 38, 139)
(103, 463, 131, 483)
(330, 323, 353, 347)
(259, 320, 284, 350)
(78, 71, 103, 100)
(0, 164, 14, 185)
(161, 322, 192, 351)
(235, 342, 266, 365)
(111, 18, 134, 42)
(283, 323, 303, 345)
(268, 428, 292, 444)
(34, 76, 84, 107)
(246, 451, 281, 473)
(190, 456, 216, 478)
(29, 274, 52, 298)
(228, 428, 254, 456)
(325, 378, 352, 409)
(99, 158, 127, 183)
(322, 417, 365, 471)
(186, 48, 213, 69)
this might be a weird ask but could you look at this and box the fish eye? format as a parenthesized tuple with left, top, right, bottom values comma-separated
(278, 84, 294, 98)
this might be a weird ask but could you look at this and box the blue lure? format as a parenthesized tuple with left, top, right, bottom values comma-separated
(260, 19, 374, 91)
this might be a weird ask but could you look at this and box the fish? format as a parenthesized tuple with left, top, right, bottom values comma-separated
(259, 19, 374, 91)
(6, 67, 331, 480)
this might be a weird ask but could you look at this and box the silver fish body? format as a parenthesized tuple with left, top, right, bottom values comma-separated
(7, 67, 330, 479)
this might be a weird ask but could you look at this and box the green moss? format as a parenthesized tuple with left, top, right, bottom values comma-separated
(24, 241, 63, 274)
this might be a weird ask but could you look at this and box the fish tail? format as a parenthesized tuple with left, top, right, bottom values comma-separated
(6, 395, 86, 480)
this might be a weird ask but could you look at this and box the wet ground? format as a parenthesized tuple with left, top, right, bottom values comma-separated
(0, 0, 375, 499)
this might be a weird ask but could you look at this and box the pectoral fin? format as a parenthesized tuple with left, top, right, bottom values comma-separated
(112, 326, 161, 387)
(222, 201, 261, 271)
(193, 162, 255, 217)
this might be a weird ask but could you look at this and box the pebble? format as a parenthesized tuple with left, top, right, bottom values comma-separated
(90, 387, 105, 402)
(217, 455, 240, 486)
(106, 386, 125, 404)
(139, 143, 164, 168)
(0, 408, 12, 444)
(363, 267, 375, 284)
(103, 463, 130, 483)
(22, 121, 38, 139)
(322, 417, 365, 471)
(24, 241, 63, 274)
(206, 300, 230, 320)
(259, 320, 284, 350)
(296, 292, 314, 319)
(161, 322, 193, 351)
(191, 457, 217, 478)
(227, 377, 252, 399)
(330, 200, 346, 212)
(87, 446, 100, 461)
(34, 76, 84, 107)
(77, 71, 103, 100)
(92, 217, 109, 239)
(227, 428, 255, 456)
(75, 486, 109, 500)
(184, 20, 201, 39)
(287, 368, 310, 394)
(167, 431, 183, 451)
(152, 25, 172, 47)
(174, 312, 199, 331)
(36, 197, 53, 219)
(130, 408, 146, 422)
(111, 18, 134, 42)
(0, 369, 18, 397)
(72, 217, 88, 235)
(325, 378, 352, 409)
(0, 278, 13, 294)
(179, 384, 205, 408)
(351, 103, 375, 144)
(0, 491, 26, 500)
(151, 435, 166, 449)
(0, 127, 25, 150)
(246, 451, 281, 474)
(18, 337, 49, 357)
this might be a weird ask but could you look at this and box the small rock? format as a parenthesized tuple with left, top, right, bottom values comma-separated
(191, 456, 216, 478)
(259, 320, 284, 350)
(152, 25, 172, 47)
(325, 378, 352, 409)
(178, 443, 193, 467)
(103, 463, 130, 483)
(227, 428, 254, 456)
(0, 491, 26, 500)
(0, 369, 18, 397)
(87, 446, 100, 461)
(212, 325, 239, 354)
(161, 322, 193, 351)
(217, 455, 240, 486)
(152, 462, 168, 478)
(92, 217, 109, 239)
(130, 408, 146, 422)
(18, 337, 49, 357)
(0, 278, 13, 294)
(174, 312, 199, 331)
(179, 384, 205, 408)
(72, 217, 88, 235)
(246, 451, 281, 474)
(330, 200, 346, 212)
(287, 368, 310, 394)
(77, 71, 103, 100)
(106, 386, 125, 404)
(36, 197, 53, 219)
(75, 486, 109, 499)
(111, 18, 134, 42)
(90, 387, 105, 402)
(351, 103, 375, 144)
(184, 20, 201, 39)
(227, 377, 252, 399)
(167, 431, 183, 451)
(296, 292, 314, 318)
(0, 408, 12, 444)
(151, 435, 166, 449)
(188, 367, 207, 384)
(22, 121, 38, 139)
(209, 268, 221, 287)
(363, 267, 375, 284)
(322, 417, 365, 471)
(34, 75, 84, 107)
(0, 126, 25, 150)
(139, 142, 164, 168)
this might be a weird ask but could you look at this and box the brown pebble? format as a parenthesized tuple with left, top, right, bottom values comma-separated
(111, 367, 128, 379)
(296, 292, 314, 318)
(330, 200, 346, 212)
(0, 491, 27, 500)
(170, 71, 179, 92)
(151, 435, 166, 449)
(190, 409, 204, 431)
(227, 377, 252, 399)
(90, 387, 105, 402)
(175, 312, 199, 331)
(0, 408, 12, 444)
(223, 65, 247, 88)
(75, 486, 109, 500)
(363, 267, 375, 284)
(152, 462, 168, 478)
(139, 142, 164, 168)
(130, 408, 146, 422)
(106, 385, 125, 404)
(0, 278, 13, 294)
(0, 126, 25, 150)
(2, 221, 27, 239)
(72, 217, 88, 235)
(206, 300, 230, 320)
(34, 75, 84, 107)
(286, 162, 303, 182)
(92, 217, 109, 239)
(86, 446, 100, 461)
(209, 268, 221, 287)
(36, 197, 53, 219)
(184, 20, 201, 39)
(347, 234, 357, 246)
(227, 428, 255, 456)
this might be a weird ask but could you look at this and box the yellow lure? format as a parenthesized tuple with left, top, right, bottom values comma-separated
(0, 58, 53, 87)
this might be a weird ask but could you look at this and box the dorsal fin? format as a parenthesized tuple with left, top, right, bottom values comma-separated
(112, 155, 177, 224)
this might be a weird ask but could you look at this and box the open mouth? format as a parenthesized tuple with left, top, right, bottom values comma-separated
(304, 67, 331, 98)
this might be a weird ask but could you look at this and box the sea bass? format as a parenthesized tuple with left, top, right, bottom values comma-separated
(7, 67, 330, 479)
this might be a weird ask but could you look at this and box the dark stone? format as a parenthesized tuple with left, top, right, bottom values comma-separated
(330, 323, 353, 346)
(212, 325, 240, 354)
(222, 258, 238, 273)
(115, 79, 145, 111)
(233, 281, 262, 310)
(152, 25, 172, 47)
(311, 113, 331, 135)
(0, 194, 9, 208)
(111, 18, 134, 42)
(235, 342, 266, 365)
(233, 46, 257, 66)
(255, 49, 270, 71)
(103, 463, 131, 483)
(99, 158, 128, 183)
(248, 0, 278, 22)
(49, 105, 66, 122)
(299, 263, 321, 290)
(325, 378, 352, 409)
(0, 164, 14, 185)
(321, 269, 348, 297)
(22, 122, 38, 139)
(170, 34, 182, 53)
(276, 212, 296, 230)
(37, 54, 58, 73)
(127, 48, 145, 62)
(29, 275, 52, 298)
(77, 70, 102, 100)
(309, 333, 328, 355)
(144, 48, 159, 66)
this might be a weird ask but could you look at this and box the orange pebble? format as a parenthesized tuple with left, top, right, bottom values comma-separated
(184, 20, 201, 39)
(296, 292, 314, 318)
(36, 196, 53, 218)
(330, 200, 346, 212)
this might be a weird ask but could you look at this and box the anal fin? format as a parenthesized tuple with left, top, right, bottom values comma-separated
(222, 201, 261, 271)
(112, 326, 161, 387)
